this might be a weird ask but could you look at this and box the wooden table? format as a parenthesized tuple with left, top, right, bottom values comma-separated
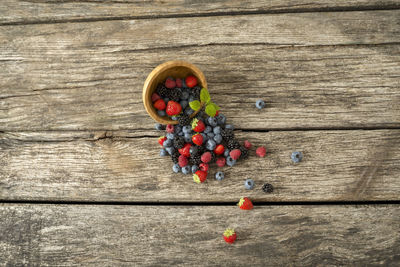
(1, 1, 400, 266)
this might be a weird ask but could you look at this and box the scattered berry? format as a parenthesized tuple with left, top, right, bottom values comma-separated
(178, 143, 191, 158)
(166, 133, 175, 140)
(255, 99, 265, 109)
(181, 165, 191, 175)
(172, 163, 181, 173)
(166, 124, 174, 133)
(175, 78, 183, 88)
(165, 146, 175, 155)
(193, 170, 207, 183)
(216, 114, 226, 125)
(238, 197, 253, 210)
(185, 75, 197, 88)
(158, 136, 167, 146)
(199, 163, 209, 172)
(216, 157, 226, 167)
(165, 77, 176, 89)
(181, 91, 189, 100)
(262, 183, 274, 193)
(206, 139, 216, 151)
(214, 144, 225, 155)
(229, 149, 241, 160)
(166, 101, 182, 116)
(178, 114, 191, 126)
(159, 148, 167, 157)
(244, 179, 255, 190)
(173, 136, 185, 149)
(226, 156, 236, 167)
(182, 125, 192, 134)
(192, 119, 206, 133)
(213, 126, 221, 135)
(207, 117, 218, 127)
(223, 229, 237, 244)
(291, 151, 303, 163)
(171, 151, 180, 164)
(191, 165, 199, 174)
(224, 149, 230, 157)
(201, 152, 212, 163)
(151, 93, 161, 102)
(256, 146, 266, 157)
(157, 110, 166, 117)
(155, 123, 164, 131)
(204, 126, 212, 133)
(207, 132, 215, 139)
(192, 133, 204, 146)
(244, 140, 252, 149)
(213, 134, 222, 144)
(178, 155, 188, 167)
(215, 171, 224, 181)
(180, 100, 188, 110)
(184, 134, 192, 143)
(153, 99, 166, 110)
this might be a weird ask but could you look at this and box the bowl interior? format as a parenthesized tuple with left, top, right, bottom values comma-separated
(143, 62, 207, 125)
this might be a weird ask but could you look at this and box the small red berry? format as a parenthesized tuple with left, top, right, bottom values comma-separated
(191, 118, 205, 132)
(238, 197, 253, 210)
(166, 101, 182, 116)
(178, 155, 188, 167)
(166, 124, 174, 133)
(175, 78, 183, 88)
(165, 77, 176, 89)
(201, 152, 212, 163)
(158, 136, 167, 146)
(153, 99, 166, 110)
(214, 144, 225, 155)
(223, 229, 237, 244)
(229, 149, 241, 160)
(199, 163, 209, 172)
(244, 140, 252, 149)
(215, 110, 220, 116)
(216, 157, 226, 167)
(178, 143, 191, 158)
(256, 146, 266, 157)
(151, 93, 161, 102)
(185, 75, 197, 88)
(192, 134, 203, 146)
(193, 170, 207, 183)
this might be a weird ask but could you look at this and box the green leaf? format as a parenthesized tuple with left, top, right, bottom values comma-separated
(205, 103, 217, 117)
(200, 88, 211, 104)
(189, 100, 201, 111)
(210, 102, 220, 111)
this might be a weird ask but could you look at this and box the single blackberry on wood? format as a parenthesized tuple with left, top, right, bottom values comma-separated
(168, 88, 182, 102)
(173, 136, 185, 149)
(227, 139, 241, 150)
(178, 114, 191, 126)
(156, 84, 168, 98)
(262, 183, 274, 193)
(171, 151, 180, 164)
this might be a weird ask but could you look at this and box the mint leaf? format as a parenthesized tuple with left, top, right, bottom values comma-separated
(205, 103, 217, 117)
(200, 88, 211, 104)
(189, 100, 201, 111)
(210, 102, 220, 111)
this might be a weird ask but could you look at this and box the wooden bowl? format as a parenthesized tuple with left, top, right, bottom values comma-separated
(143, 61, 207, 125)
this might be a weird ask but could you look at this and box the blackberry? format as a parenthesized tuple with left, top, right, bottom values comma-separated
(168, 88, 182, 102)
(221, 129, 234, 141)
(190, 154, 202, 165)
(173, 136, 185, 149)
(239, 146, 249, 160)
(192, 86, 201, 99)
(262, 183, 274, 193)
(209, 152, 216, 163)
(171, 151, 180, 164)
(227, 139, 240, 150)
(178, 114, 191, 126)
(156, 84, 168, 98)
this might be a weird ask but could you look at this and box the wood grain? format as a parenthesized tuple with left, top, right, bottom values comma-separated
(1, 21, 399, 131)
(1, 203, 399, 266)
(1, 0, 400, 25)
(1, 130, 399, 202)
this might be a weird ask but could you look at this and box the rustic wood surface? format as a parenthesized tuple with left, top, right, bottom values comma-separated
(1, 130, 399, 202)
(1, 1, 400, 265)
(1, 204, 399, 266)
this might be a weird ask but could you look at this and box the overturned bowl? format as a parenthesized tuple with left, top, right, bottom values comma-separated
(143, 61, 207, 125)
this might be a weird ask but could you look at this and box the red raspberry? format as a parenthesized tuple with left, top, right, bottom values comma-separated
(199, 163, 209, 172)
(201, 152, 212, 163)
(175, 78, 183, 88)
(153, 99, 166, 110)
(229, 149, 241, 160)
(216, 157, 226, 167)
(151, 93, 161, 102)
(244, 140, 252, 149)
(165, 77, 176, 89)
(166, 124, 174, 133)
(178, 155, 188, 167)
(256, 146, 266, 157)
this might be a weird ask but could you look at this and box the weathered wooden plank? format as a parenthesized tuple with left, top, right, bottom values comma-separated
(1, 40, 399, 130)
(1, 0, 399, 25)
(1, 204, 399, 266)
(1, 130, 399, 202)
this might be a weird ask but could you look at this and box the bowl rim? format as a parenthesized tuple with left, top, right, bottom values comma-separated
(142, 60, 207, 125)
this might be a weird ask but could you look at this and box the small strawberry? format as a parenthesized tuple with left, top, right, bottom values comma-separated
(229, 149, 241, 160)
(238, 197, 253, 210)
(151, 93, 161, 102)
(178, 155, 188, 167)
(158, 136, 167, 146)
(215, 110, 220, 116)
(244, 140, 252, 149)
(166, 124, 174, 133)
(201, 152, 212, 163)
(175, 78, 183, 88)
(193, 170, 207, 183)
(192, 133, 203, 146)
(153, 99, 166, 110)
(166, 101, 182, 116)
(223, 228, 237, 244)
(165, 77, 176, 89)
(216, 157, 226, 167)
(191, 118, 205, 132)
(185, 75, 197, 88)
(199, 163, 209, 172)
(178, 143, 191, 158)
(256, 146, 266, 157)
(214, 144, 225, 155)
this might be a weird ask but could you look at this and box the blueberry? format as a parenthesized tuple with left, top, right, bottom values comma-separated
(291, 151, 303, 163)
(207, 117, 218, 127)
(213, 126, 221, 135)
(216, 114, 226, 125)
(226, 156, 236, 167)
(225, 124, 234, 130)
(192, 165, 199, 173)
(206, 139, 216, 151)
(157, 110, 166, 117)
(180, 100, 188, 109)
(182, 166, 191, 174)
(163, 139, 173, 147)
(224, 149, 230, 157)
(244, 179, 255, 190)
(204, 126, 212, 133)
(166, 133, 175, 140)
(201, 133, 208, 142)
(215, 171, 224, 181)
(183, 125, 192, 134)
(165, 147, 175, 155)
(178, 132, 184, 136)
(184, 134, 192, 143)
(214, 134, 222, 144)
(155, 123, 164, 131)
(160, 148, 168, 157)
(185, 108, 194, 116)
(172, 163, 181, 173)
(256, 99, 266, 109)
(181, 91, 189, 100)
(172, 116, 178, 121)
(207, 132, 215, 139)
